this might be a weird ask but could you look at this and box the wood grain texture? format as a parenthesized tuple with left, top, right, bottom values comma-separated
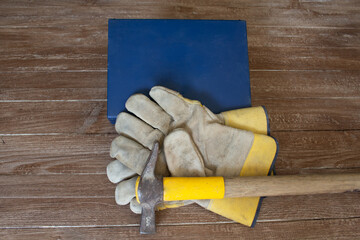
(1, 3, 359, 74)
(0, 101, 114, 134)
(0, 71, 107, 100)
(250, 70, 360, 99)
(224, 174, 360, 197)
(1, 47, 358, 72)
(1, 0, 359, 28)
(1, 0, 359, 238)
(257, 98, 360, 131)
(1, 131, 360, 176)
(1, 27, 359, 57)
(1, 98, 360, 134)
(1, 218, 359, 240)
(1, 70, 359, 100)
(0, 134, 113, 175)
(273, 130, 360, 174)
(0, 193, 359, 227)
(0, 174, 113, 198)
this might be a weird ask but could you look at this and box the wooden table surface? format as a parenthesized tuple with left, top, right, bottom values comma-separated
(1, 1, 360, 239)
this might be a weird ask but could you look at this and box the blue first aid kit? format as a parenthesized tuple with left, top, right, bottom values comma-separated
(107, 19, 251, 124)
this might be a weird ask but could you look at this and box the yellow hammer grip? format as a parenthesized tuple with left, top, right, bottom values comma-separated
(163, 177, 225, 201)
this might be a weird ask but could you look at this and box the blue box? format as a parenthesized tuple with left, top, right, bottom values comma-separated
(107, 19, 251, 124)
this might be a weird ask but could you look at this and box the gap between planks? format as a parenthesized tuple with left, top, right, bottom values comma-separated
(0, 69, 358, 73)
(1, 219, 359, 240)
(1, 217, 359, 229)
(2, 96, 360, 103)
(0, 25, 359, 30)
(2, 129, 360, 136)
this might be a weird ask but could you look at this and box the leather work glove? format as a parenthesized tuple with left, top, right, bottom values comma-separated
(107, 86, 278, 226)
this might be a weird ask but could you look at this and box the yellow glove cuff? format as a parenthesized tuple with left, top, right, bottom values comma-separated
(221, 106, 270, 135)
(205, 133, 278, 227)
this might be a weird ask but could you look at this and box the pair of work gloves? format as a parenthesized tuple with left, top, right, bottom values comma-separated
(107, 86, 278, 227)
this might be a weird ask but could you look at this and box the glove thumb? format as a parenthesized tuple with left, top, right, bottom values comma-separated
(164, 129, 207, 177)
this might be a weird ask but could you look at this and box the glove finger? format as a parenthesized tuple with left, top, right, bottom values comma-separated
(164, 129, 206, 177)
(115, 176, 138, 205)
(115, 112, 164, 150)
(110, 135, 169, 176)
(130, 198, 142, 214)
(107, 160, 137, 184)
(150, 86, 191, 123)
(125, 93, 171, 134)
(110, 135, 149, 174)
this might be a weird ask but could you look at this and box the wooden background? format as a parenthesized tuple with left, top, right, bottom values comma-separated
(1, 0, 360, 239)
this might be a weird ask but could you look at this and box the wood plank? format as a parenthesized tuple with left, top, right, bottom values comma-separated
(248, 47, 360, 70)
(253, 98, 360, 131)
(0, 26, 106, 55)
(0, 175, 114, 198)
(0, 193, 358, 227)
(0, 71, 106, 100)
(0, 26, 107, 56)
(0, 134, 112, 175)
(0, 72, 106, 89)
(0, 57, 106, 72)
(1, 0, 359, 28)
(0, 88, 107, 101)
(1, 218, 359, 240)
(1, 98, 360, 134)
(0, 101, 114, 134)
(250, 70, 360, 99)
(1, 27, 359, 57)
(248, 27, 360, 48)
(2, 71, 359, 100)
(272, 130, 360, 173)
(1, 47, 358, 71)
(1, 131, 360, 175)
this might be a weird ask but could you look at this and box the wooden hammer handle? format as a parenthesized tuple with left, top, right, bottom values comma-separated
(224, 173, 360, 198)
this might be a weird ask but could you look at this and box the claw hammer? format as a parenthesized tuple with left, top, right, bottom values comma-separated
(135, 142, 360, 234)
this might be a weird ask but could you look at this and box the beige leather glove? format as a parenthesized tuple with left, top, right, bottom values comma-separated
(107, 86, 277, 226)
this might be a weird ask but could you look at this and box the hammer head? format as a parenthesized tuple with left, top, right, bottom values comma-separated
(137, 141, 163, 234)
